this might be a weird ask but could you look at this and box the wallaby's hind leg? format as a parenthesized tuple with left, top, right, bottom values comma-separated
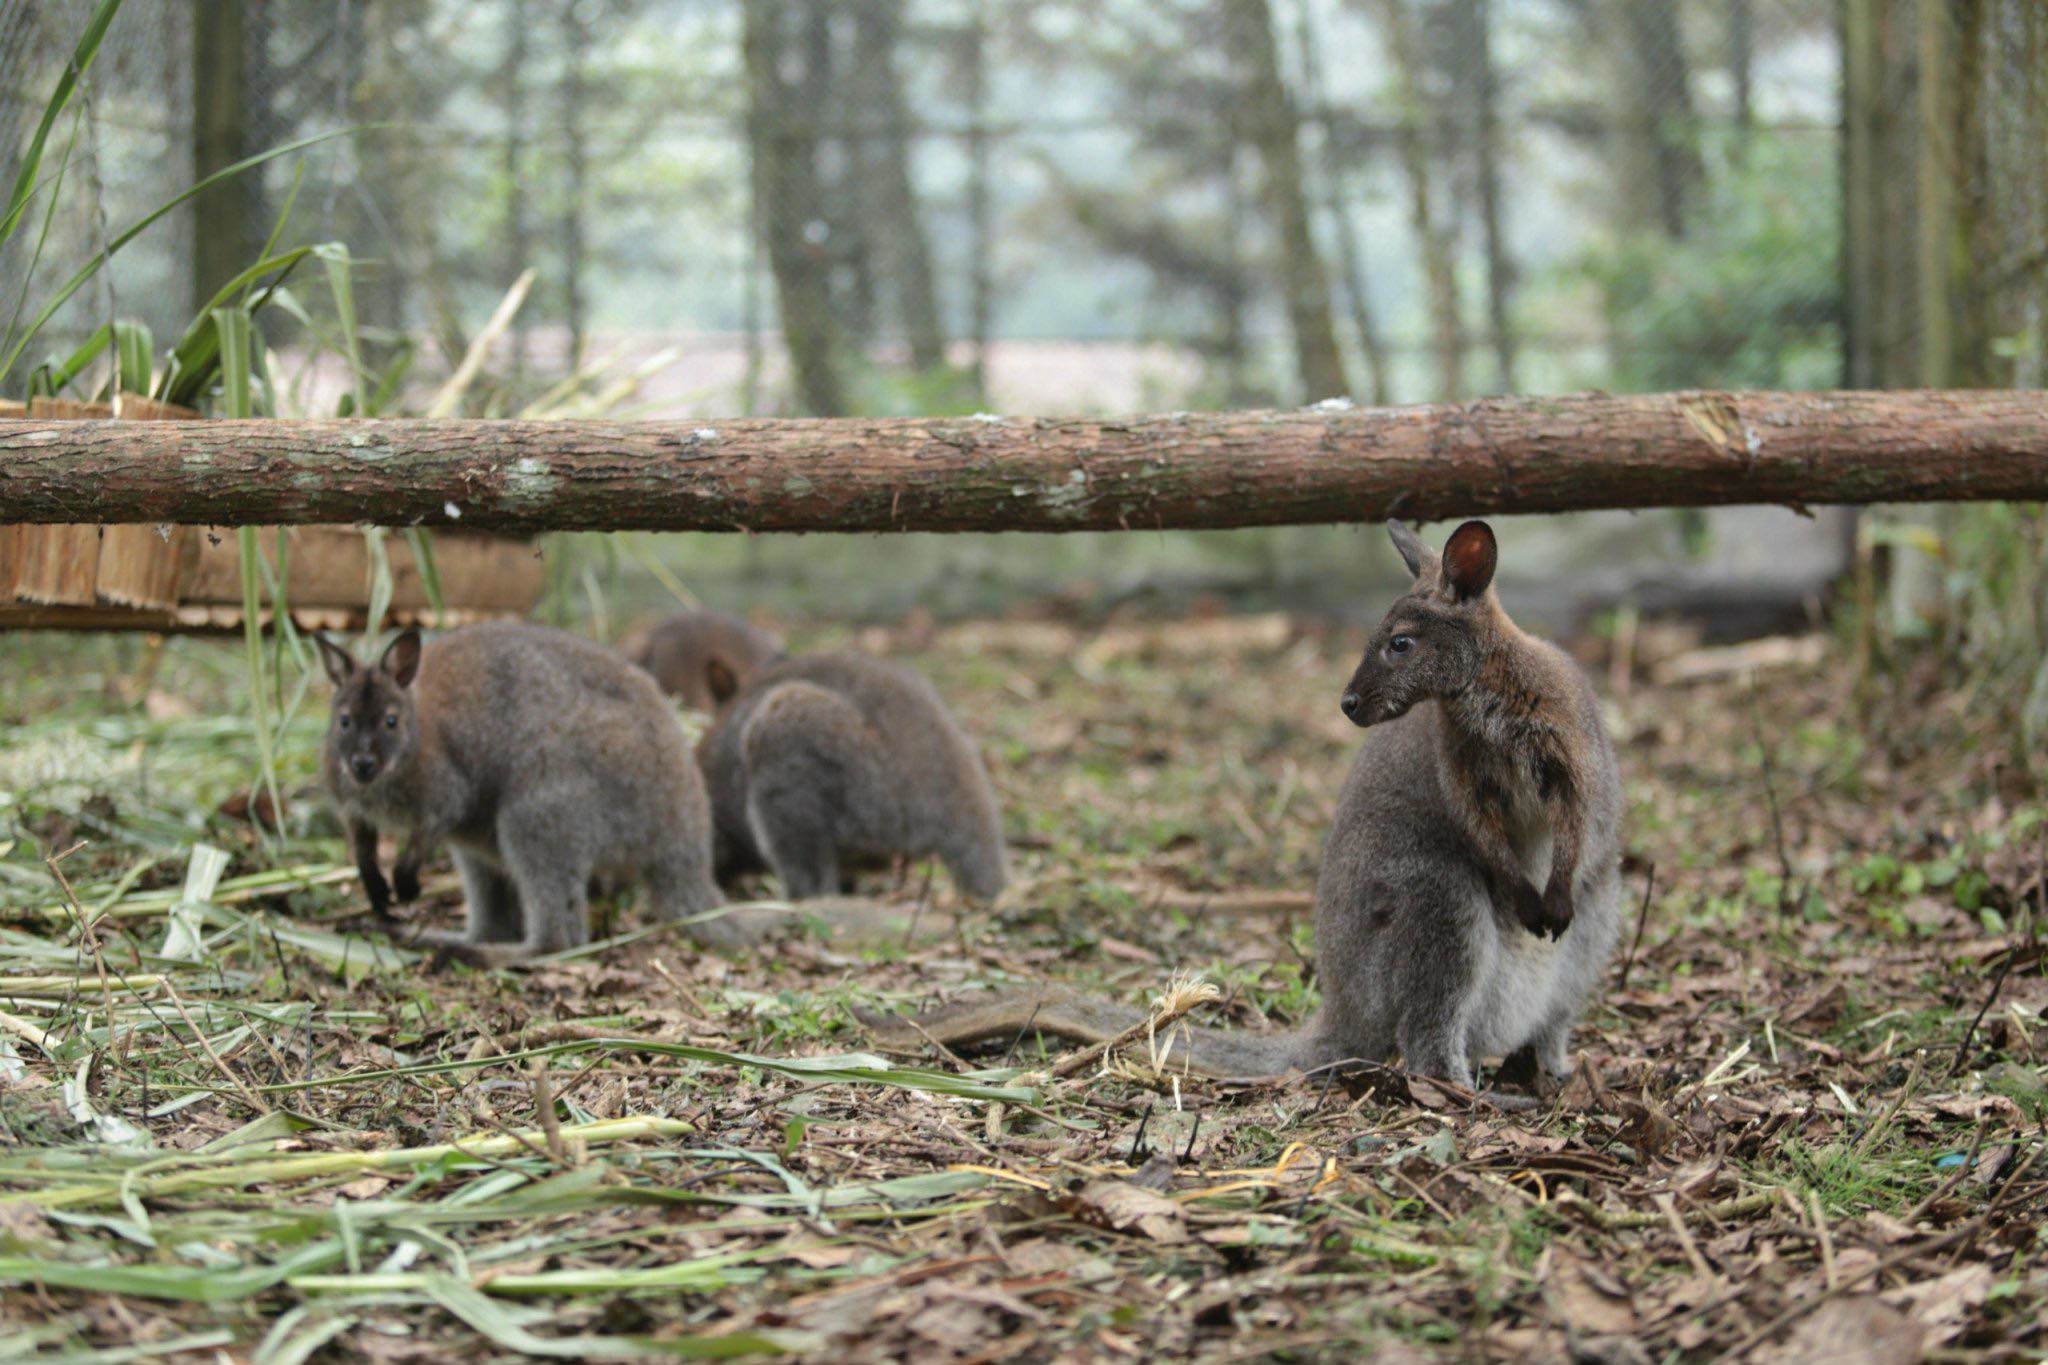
(741, 682, 897, 901)
(749, 792, 841, 900)
(430, 805, 591, 969)
(453, 849, 522, 943)
(646, 850, 752, 950)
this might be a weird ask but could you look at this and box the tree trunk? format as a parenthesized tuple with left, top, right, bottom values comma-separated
(1730, 0, 1755, 141)
(1378, 0, 1466, 400)
(191, 0, 262, 305)
(559, 1, 590, 370)
(500, 0, 532, 386)
(851, 0, 948, 373)
(1456, 0, 1518, 393)
(1223, 0, 1349, 402)
(742, 0, 845, 415)
(1292, 0, 1391, 405)
(964, 8, 995, 403)
(6, 391, 2046, 532)
(1615, 0, 1706, 238)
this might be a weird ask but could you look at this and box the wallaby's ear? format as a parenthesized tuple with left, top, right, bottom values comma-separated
(379, 627, 424, 688)
(1386, 519, 1433, 578)
(314, 632, 357, 687)
(705, 656, 739, 706)
(1440, 521, 1498, 601)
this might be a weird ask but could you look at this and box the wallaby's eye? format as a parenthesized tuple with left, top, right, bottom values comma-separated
(1388, 635, 1415, 657)
(337, 715, 353, 731)
(384, 712, 399, 729)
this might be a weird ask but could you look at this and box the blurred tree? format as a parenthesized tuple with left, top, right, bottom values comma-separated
(191, 0, 266, 305)
(499, 0, 532, 385)
(744, 0, 845, 414)
(1223, 0, 1349, 400)
(848, 0, 948, 374)
(1374, 0, 1465, 400)
(558, 0, 591, 370)
(1292, 0, 1391, 403)
(1450, 0, 1517, 393)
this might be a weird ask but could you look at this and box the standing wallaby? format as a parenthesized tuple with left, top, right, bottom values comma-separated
(698, 651, 1009, 902)
(619, 610, 785, 713)
(868, 521, 1623, 1101)
(317, 621, 736, 968)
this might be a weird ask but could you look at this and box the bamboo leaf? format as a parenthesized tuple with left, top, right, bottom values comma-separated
(0, 0, 123, 245)
(0, 127, 351, 385)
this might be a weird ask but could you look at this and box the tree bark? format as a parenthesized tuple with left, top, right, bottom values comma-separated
(499, 0, 532, 386)
(1223, 0, 1350, 402)
(4, 391, 2045, 533)
(1456, 0, 1518, 393)
(743, 0, 845, 415)
(851, 0, 948, 373)
(559, 0, 590, 371)
(191, 0, 262, 306)
(1293, 0, 1391, 405)
(1378, 0, 1466, 400)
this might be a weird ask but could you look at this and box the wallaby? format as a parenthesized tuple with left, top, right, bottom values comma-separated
(869, 521, 1623, 1100)
(619, 610, 785, 713)
(698, 651, 1009, 901)
(317, 621, 737, 967)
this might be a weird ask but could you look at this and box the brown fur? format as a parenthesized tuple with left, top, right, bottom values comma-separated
(869, 521, 1624, 1099)
(619, 610, 784, 712)
(698, 651, 1008, 901)
(318, 622, 735, 968)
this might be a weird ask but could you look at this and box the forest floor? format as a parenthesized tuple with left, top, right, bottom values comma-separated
(0, 609, 2042, 1362)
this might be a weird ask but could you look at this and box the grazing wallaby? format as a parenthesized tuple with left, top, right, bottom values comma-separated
(317, 621, 736, 967)
(697, 651, 1009, 902)
(619, 610, 785, 713)
(869, 521, 1623, 1100)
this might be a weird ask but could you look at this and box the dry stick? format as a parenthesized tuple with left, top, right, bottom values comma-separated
(531, 1062, 573, 1169)
(1048, 997, 1193, 1080)
(155, 977, 269, 1117)
(1950, 942, 2021, 1079)
(1615, 863, 1658, 993)
(1656, 1192, 1714, 1279)
(1806, 1189, 1839, 1291)
(1745, 676, 1799, 914)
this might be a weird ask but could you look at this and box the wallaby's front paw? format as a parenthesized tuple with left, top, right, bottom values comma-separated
(392, 863, 421, 904)
(1534, 884, 1574, 940)
(1499, 878, 1547, 936)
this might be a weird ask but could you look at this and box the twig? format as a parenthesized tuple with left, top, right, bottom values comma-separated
(531, 1062, 574, 1168)
(156, 976, 270, 1117)
(1745, 676, 1799, 914)
(1616, 863, 1657, 993)
(1950, 942, 2019, 1078)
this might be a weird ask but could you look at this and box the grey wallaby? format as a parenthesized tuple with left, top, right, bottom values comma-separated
(619, 610, 785, 713)
(698, 651, 1009, 901)
(317, 621, 736, 967)
(869, 521, 1623, 1100)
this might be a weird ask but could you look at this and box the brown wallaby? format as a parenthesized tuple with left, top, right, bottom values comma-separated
(317, 621, 736, 967)
(869, 521, 1623, 1100)
(697, 651, 1009, 901)
(619, 610, 785, 713)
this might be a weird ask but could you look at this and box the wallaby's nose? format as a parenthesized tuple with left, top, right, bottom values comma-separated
(349, 754, 377, 782)
(1340, 692, 1362, 720)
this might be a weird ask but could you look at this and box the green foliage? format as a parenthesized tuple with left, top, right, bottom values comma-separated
(1579, 135, 1839, 394)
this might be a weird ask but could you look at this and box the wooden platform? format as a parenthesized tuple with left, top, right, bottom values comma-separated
(0, 398, 543, 632)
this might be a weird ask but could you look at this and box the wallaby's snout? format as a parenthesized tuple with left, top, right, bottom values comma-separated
(348, 752, 378, 783)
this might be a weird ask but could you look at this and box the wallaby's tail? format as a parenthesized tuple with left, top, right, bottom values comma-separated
(863, 985, 1309, 1081)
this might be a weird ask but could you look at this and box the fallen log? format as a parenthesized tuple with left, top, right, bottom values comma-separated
(1, 389, 2044, 534)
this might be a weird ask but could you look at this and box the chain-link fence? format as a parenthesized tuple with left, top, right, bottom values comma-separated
(7, 0, 1845, 420)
